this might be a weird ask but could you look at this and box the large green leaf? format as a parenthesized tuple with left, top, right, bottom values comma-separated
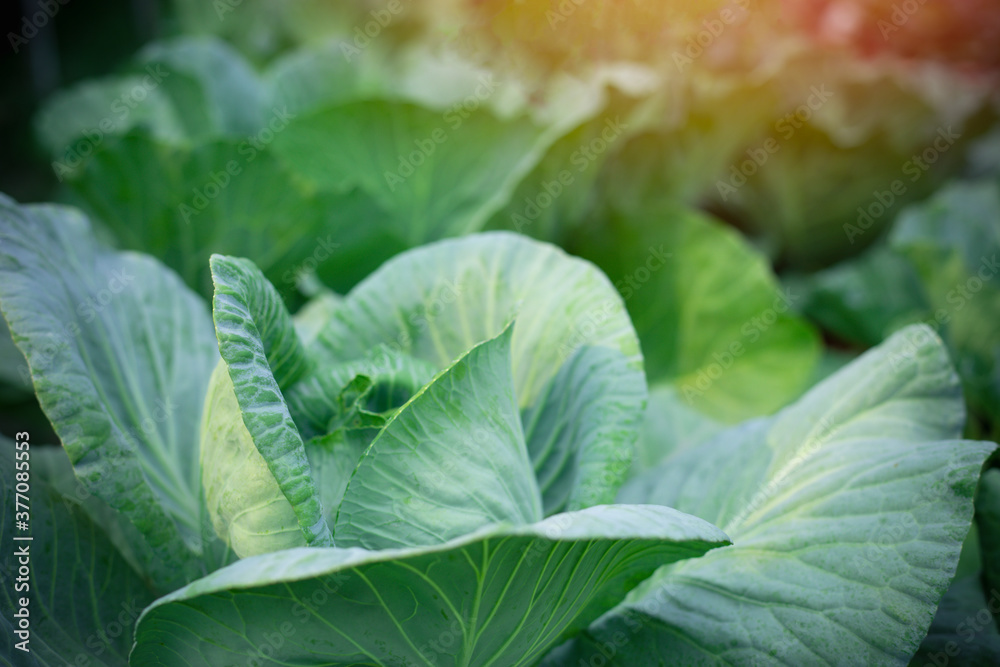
(286, 348, 437, 530)
(486, 105, 637, 241)
(718, 125, 941, 268)
(0, 197, 220, 592)
(134, 37, 265, 139)
(292, 291, 343, 345)
(794, 242, 929, 347)
(34, 77, 184, 167)
(0, 316, 32, 402)
(523, 344, 646, 511)
(131, 505, 729, 667)
(568, 204, 819, 422)
(310, 232, 646, 512)
(709, 52, 980, 269)
(36, 37, 585, 301)
(551, 325, 996, 665)
(63, 130, 389, 297)
(271, 100, 558, 244)
(628, 384, 724, 479)
(201, 256, 333, 557)
(0, 441, 155, 666)
(336, 324, 542, 550)
(891, 179, 1000, 433)
(32, 36, 405, 299)
(264, 39, 388, 116)
(598, 73, 778, 212)
(34, 37, 262, 161)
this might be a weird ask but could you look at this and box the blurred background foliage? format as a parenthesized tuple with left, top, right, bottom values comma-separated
(1, 0, 998, 450)
(2, 0, 1000, 656)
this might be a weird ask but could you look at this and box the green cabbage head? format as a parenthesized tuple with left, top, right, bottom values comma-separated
(199, 232, 650, 558)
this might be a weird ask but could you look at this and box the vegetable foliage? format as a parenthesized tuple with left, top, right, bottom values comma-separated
(1, 196, 995, 665)
(2, 1, 999, 664)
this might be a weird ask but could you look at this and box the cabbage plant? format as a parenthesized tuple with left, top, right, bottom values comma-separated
(0, 195, 996, 666)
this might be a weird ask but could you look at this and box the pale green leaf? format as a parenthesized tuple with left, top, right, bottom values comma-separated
(336, 324, 542, 550)
(627, 384, 724, 478)
(292, 291, 343, 345)
(135, 36, 265, 139)
(131, 505, 729, 667)
(271, 101, 557, 244)
(569, 204, 819, 422)
(891, 179, 1000, 429)
(0, 197, 220, 591)
(310, 232, 646, 511)
(64, 131, 388, 297)
(34, 77, 184, 161)
(555, 325, 996, 666)
(202, 255, 332, 555)
(264, 40, 388, 115)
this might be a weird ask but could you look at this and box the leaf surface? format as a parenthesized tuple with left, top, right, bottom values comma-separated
(552, 325, 997, 666)
(0, 442, 155, 666)
(201, 256, 332, 556)
(335, 324, 542, 550)
(311, 232, 646, 511)
(0, 197, 220, 591)
(132, 505, 729, 667)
